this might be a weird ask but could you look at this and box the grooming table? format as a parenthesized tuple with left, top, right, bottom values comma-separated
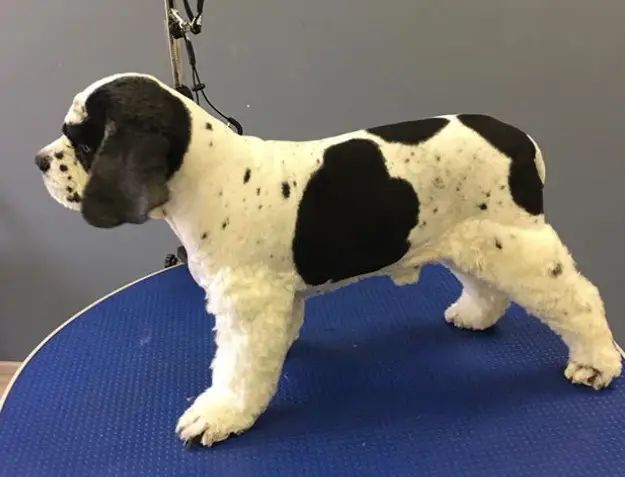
(1, 264, 624, 477)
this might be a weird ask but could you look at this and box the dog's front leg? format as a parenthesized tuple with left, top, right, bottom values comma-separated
(176, 271, 294, 447)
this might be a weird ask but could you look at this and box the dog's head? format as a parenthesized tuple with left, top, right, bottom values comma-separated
(35, 73, 191, 228)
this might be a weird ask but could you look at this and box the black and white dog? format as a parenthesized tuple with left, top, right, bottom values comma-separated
(35, 73, 621, 446)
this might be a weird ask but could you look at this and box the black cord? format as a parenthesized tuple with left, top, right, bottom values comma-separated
(170, 0, 242, 134)
(181, 31, 243, 135)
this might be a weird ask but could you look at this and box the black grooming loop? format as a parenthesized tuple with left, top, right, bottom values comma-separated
(163, 0, 242, 268)
(164, 0, 243, 135)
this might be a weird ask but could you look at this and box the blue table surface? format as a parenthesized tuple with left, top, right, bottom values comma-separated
(1, 264, 624, 477)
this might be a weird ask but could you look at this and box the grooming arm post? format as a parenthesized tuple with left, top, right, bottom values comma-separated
(164, 0, 186, 90)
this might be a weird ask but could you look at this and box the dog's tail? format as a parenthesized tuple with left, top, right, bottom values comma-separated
(528, 134, 546, 184)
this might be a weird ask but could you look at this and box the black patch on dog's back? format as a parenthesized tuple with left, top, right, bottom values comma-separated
(367, 118, 449, 145)
(458, 114, 543, 215)
(293, 139, 419, 285)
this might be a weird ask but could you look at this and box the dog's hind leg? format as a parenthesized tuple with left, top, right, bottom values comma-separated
(443, 220, 622, 389)
(444, 268, 510, 330)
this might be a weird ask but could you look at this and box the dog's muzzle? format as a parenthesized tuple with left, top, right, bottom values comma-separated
(35, 152, 51, 173)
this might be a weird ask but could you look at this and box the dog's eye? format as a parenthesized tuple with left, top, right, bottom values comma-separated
(79, 144, 91, 154)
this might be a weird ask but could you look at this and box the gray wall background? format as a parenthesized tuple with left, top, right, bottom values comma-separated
(1, 1, 623, 360)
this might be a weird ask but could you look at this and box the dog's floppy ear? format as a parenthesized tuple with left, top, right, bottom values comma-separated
(82, 127, 170, 228)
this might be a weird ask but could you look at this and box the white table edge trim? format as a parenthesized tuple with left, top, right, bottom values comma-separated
(0, 265, 182, 411)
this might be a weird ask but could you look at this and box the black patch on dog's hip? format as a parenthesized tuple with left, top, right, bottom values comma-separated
(458, 114, 543, 215)
(293, 139, 419, 285)
(367, 118, 449, 145)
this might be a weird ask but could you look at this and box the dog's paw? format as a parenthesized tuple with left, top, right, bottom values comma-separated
(565, 349, 622, 390)
(444, 299, 497, 331)
(176, 390, 255, 447)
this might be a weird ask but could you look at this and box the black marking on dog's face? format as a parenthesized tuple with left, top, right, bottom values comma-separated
(478, 203, 488, 210)
(201, 232, 208, 240)
(458, 114, 543, 215)
(82, 130, 172, 228)
(205, 122, 212, 130)
(67, 192, 81, 203)
(54, 151, 64, 159)
(281, 182, 291, 199)
(495, 239, 503, 249)
(293, 139, 419, 285)
(222, 219, 229, 230)
(367, 118, 449, 145)
(72, 76, 191, 228)
(244, 169, 251, 184)
(59, 164, 68, 172)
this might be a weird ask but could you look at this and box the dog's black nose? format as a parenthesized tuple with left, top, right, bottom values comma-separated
(35, 153, 50, 173)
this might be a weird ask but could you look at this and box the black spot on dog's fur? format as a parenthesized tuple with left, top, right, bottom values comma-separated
(67, 192, 81, 203)
(495, 239, 503, 249)
(293, 139, 419, 285)
(258, 204, 263, 210)
(256, 187, 261, 196)
(222, 219, 229, 230)
(67, 176, 72, 181)
(433, 208, 438, 214)
(201, 232, 208, 240)
(54, 151, 64, 159)
(59, 164, 68, 172)
(458, 114, 543, 215)
(367, 118, 449, 145)
(66, 186, 73, 193)
(479, 203, 488, 210)
(550, 263, 563, 277)
(205, 122, 213, 130)
(282, 182, 291, 199)
(243, 169, 251, 184)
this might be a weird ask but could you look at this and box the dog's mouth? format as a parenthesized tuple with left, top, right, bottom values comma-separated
(42, 176, 83, 212)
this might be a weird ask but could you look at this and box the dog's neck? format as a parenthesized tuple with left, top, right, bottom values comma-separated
(160, 99, 273, 259)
